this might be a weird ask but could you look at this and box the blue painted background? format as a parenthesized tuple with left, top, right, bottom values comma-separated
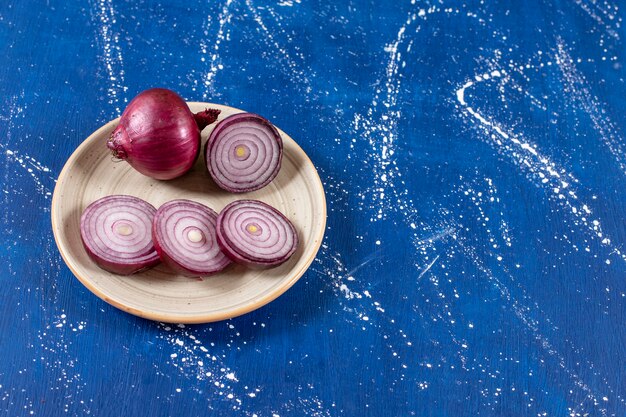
(1, 0, 625, 416)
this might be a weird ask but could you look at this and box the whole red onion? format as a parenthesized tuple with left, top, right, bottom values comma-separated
(107, 88, 219, 180)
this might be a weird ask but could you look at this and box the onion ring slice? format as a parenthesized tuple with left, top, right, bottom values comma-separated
(152, 199, 232, 277)
(80, 195, 160, 275)
(216, 199, 298, 268)
(205, 113, 283, 193)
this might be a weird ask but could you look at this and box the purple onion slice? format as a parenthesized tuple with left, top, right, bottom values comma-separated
(80, 195, 161, 275)
(152, 199, 232, 277)
(205, 113, 283, 193)
(216, 200, 298, 268)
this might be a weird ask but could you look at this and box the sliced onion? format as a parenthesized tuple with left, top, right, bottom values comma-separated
(216, 200, 298, 268)
(152, 199, 232, 277)
(80, 195, 160, 275)
(205, 113, 283, 193)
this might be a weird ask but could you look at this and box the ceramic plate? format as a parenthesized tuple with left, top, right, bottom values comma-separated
(51, 103, 326, 323)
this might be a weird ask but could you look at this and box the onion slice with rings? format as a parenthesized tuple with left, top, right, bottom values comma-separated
(152, 199, 232, 277)
(205, 113, 283, 193)
(216, 199, 298, 268)
(80, 195, 160, 275)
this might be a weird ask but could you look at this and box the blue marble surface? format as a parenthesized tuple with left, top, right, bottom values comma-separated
(1, 0, 625, 416)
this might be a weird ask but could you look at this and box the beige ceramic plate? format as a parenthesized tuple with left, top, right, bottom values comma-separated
(51, 102, 326, 323)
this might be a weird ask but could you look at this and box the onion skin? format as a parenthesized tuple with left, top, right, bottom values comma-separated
(80, 195, 161, 275)
(107, 88, 219, 180)
(205, 113, 283, 193)
(216, 199, 298, 269)
(152, 199, 232, 277)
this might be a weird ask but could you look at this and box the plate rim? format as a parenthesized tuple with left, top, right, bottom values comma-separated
(51, 102, 327, 323)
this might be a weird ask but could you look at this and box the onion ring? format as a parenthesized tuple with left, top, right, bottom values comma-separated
(80, 195, 160, 275)
(216, 199, 298, 268)
(152, 199, 232, 277)
(205, 113, 283, 193)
